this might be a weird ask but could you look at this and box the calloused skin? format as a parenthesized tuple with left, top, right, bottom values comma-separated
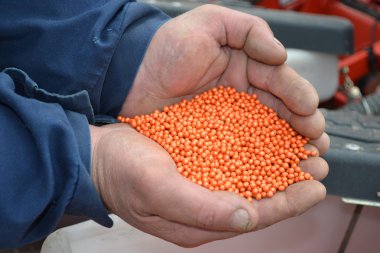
(90, 5, 330, 248)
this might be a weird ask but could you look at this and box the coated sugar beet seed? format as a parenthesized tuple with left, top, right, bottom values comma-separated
(118, 86, 316, 202)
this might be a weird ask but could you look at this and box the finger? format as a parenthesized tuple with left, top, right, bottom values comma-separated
(218, 49, 251, 91)
(240, 17, 287, 65)
(304, 136, 330, 157)
(299, 156, 329, 181)
(136, 215, 239, 248)
(247, 60, 319, 116)
(253, 180, 326, 230)
(248, 87, 324, 139)
(290, 110, 325, 139)
(146, 172, 258, 233)
(309, 132, 330, 156)
(199, 5, 287, 65)
(304, 143, 320, 156)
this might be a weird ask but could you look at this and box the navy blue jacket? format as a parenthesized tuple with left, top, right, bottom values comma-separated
(0, 0, 169, 247)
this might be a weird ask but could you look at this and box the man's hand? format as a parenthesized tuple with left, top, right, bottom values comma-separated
(90, 123, 328, 247)
(121, 4, 329, 150)
(95, 4, 329, 247)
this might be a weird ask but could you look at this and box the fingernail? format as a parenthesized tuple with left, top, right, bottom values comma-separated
(230, 209, 253, 232)
(274, 37, 283, 47)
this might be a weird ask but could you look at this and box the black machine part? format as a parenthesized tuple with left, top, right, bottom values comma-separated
(341, 91, 380, 115)
(322, 109, 380, 202)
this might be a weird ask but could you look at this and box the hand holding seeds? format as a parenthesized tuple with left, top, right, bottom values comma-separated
(92, 4, 329, 247)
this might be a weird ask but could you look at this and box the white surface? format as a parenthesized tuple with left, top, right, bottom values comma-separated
(41, 195, 355, 253)
(286, 49, 339, 102)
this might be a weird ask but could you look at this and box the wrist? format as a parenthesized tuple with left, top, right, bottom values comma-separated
(89, 125, 105, 202)
(88, 124, 119, 211)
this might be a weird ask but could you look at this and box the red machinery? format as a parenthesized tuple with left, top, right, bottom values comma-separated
(253, 0, 380, 105)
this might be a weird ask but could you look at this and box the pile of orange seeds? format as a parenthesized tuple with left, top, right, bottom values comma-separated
(118, 86, 316, 202)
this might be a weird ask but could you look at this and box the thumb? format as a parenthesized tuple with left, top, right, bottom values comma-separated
(149, 172, 259, 233)
(199, 5, 287, 65)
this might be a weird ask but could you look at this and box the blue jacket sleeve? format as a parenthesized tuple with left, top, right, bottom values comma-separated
(0, 0, 170, 248)
(0, 0, 169, 116)
(0, 68, 112, 248)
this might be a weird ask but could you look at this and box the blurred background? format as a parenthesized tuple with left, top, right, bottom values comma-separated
(4, 1, 380, 252)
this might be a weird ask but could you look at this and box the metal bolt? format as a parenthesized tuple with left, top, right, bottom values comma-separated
(344, 143, 362, 151)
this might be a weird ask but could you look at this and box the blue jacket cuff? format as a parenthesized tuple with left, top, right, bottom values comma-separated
(65, 111, 113, 228)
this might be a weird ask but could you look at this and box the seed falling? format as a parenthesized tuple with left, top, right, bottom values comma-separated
(118, 86, 316, 202)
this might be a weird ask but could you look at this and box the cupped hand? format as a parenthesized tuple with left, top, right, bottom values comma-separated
(105, 4, 330, 247)
(121, 4, 329, 151)
(90, 123, 328, 248)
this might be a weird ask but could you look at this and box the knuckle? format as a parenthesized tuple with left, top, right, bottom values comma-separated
(252, 15, 268, 27)
(199, 4, 218, 12)
(286, 200, 300, 218)
(196, 204, 218, 228)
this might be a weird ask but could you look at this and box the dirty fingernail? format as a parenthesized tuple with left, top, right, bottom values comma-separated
(230, 209, 253, 232)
